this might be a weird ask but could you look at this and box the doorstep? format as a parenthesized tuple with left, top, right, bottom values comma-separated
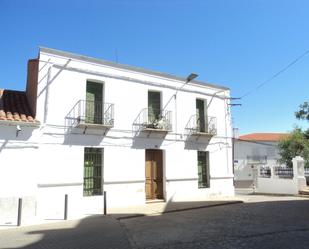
(146, 199, 165, 204)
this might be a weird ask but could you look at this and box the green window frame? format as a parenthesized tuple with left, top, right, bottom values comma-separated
(198, 151, 210, 188)
(83, 147, 103, 196)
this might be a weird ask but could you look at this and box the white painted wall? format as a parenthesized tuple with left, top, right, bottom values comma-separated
(234, 139, 281, 181)
(256, 156, 306, 195)
(0, 48, 234, 224)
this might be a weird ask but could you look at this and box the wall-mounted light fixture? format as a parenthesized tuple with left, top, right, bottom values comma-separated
(186, 73, 198, 83)
(162, 73, 199, 111)
(16, 125, 22, 137)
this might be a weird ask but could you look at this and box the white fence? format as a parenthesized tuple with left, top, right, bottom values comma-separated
(255, 156, 307, 195)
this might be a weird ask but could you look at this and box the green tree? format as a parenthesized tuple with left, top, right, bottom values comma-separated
(278, 128, 309, 167)
(278, 102, 309, 167)
(295, 101, 309, 121)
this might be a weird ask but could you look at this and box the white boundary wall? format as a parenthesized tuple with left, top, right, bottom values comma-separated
(256, 156, 306, 195)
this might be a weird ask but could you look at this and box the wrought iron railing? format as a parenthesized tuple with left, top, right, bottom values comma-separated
(274, 166, 293, 179)
(185, 115, 217, 136)
(132, 108, 172, 133)
(247, 156, 267, 164)
(66, 100, 114, 128)
(305, 168, 309, 177)
(259, 166, 271, 178)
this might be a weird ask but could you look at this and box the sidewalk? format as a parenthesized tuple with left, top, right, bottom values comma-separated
(0, 198, 243, 229)
(0, 216, 131, 249)
(109, 199, 243, 220)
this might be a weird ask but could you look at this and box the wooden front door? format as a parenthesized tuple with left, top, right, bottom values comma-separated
(145, 149, 163, 200)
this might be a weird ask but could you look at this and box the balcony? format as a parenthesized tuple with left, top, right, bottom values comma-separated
(185, 115, 217, 138)
(66, 100, 114, 130)
(133, 108, 172, 135)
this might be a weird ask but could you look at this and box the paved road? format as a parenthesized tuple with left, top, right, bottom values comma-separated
(123, 197, 309, 249)
(1, 196, 309, 249)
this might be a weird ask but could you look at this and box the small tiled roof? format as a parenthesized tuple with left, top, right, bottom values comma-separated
(239, 133, 288, 142)
(0, 89, 38, 123)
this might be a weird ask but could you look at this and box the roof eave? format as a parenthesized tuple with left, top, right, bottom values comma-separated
(39, 46, 230, 91)
(0, 120, 40, 127)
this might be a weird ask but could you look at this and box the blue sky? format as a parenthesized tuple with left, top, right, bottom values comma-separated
(1, 0, 309, 134)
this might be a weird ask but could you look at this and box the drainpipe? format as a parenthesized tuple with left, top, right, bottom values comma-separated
(43, 66, 51, 123)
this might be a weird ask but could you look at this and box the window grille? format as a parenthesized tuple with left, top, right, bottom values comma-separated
(198, 151, 210, 188)
(84, 148, 103, 196)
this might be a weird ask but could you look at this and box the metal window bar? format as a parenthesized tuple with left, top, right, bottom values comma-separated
(83, 148, 103, 196)
(259, 166, 271, 178)
(305, 168, 309, 176)
(197, 151, 210, 188)
(274, 166, 293, 179)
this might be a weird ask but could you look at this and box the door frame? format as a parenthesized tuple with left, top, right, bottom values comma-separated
(145, 149, 164, 200)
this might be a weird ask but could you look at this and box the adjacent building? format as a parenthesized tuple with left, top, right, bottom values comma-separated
(234, 133, 287, 188)
(0, 47, 234, 221)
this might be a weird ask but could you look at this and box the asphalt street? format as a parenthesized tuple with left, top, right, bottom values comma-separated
(1, 196, 309, 249)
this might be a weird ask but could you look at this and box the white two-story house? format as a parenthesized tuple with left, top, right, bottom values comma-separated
(0, 47, 234, 221)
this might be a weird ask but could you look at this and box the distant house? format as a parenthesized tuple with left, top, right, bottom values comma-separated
(0, 47, 234, 221)
(234, 133, 288, 188)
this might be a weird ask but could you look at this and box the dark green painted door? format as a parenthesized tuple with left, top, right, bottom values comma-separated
(86, 81, 103, 124)
(196, 99, 207, 132)
(148, 91, 161, 124)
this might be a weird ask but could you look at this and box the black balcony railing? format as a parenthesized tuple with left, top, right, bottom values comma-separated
(132, 108, 172, 134)
(185, 115, 217, 136)
(66, 100, 114, 128)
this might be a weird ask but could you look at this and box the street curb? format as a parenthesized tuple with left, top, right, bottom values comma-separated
(296, 194, 309, 198)
(116, 201, 243, 220)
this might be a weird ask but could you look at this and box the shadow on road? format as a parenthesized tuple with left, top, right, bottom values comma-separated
(1, 199, 309, 249)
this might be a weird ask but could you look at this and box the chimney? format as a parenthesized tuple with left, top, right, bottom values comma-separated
(26, 59, 39, 118)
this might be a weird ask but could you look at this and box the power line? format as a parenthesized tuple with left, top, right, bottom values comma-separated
(241, 48, 309, 98)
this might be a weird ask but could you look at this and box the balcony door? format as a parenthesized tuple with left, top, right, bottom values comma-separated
(86, 81, 103, 124)
(196, 99, 207, 132)
(148, 91, 161, 124)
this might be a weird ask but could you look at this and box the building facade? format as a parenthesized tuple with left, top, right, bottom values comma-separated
(0, 47, 234, 221)
(234, 133, 287, 188)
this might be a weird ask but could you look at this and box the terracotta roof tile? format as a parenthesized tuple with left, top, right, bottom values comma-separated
(0, 89, 39, 124)
(239, 133, 288, 142)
